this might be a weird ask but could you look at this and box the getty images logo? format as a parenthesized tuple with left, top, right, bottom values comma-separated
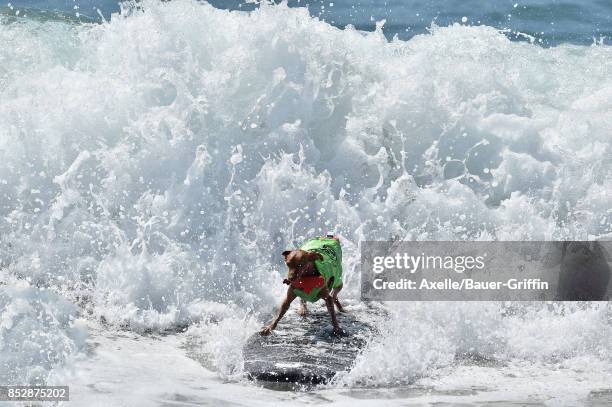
(372, 252, 487, 274)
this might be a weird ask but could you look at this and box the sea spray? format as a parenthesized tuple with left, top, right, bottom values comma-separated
(0, 0, 611, 386)
(0, 281, 87, 385)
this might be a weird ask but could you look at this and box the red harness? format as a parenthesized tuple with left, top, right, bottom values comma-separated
(291, 275, 325, 294)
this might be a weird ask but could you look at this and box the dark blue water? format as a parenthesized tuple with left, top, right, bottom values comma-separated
(5, 0, 612, 45)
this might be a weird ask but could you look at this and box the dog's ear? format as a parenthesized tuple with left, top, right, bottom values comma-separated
(306, 251, 324, 262)
(282, 250, 291, 258)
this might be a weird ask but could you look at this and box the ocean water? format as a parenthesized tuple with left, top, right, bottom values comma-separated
(1, 0, 611, 405)
(4, 0, 612, 45)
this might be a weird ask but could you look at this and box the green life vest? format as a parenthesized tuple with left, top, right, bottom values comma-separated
(291, 237, 343, 303)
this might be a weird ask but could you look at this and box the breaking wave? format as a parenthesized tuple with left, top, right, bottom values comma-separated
(1, 0, 611, 385)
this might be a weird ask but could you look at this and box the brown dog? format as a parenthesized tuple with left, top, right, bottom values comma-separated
(260, 239, 344, 336)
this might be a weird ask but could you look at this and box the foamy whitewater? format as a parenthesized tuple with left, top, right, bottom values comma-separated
(0, 1, 611, 405)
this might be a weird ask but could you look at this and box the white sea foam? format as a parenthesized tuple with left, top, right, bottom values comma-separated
(0, 281, 87, 385)
(336, 302, 612, 386)
(1, 0, 611, 388)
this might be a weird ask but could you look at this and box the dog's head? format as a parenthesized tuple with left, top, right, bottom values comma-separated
(281, 249, 323, 284)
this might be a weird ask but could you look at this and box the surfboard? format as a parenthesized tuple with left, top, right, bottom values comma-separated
(243, 304, 385, 387)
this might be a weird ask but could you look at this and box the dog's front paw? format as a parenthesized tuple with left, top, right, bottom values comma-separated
(260, 325, 274, 336)
(332, 326, 343, 337)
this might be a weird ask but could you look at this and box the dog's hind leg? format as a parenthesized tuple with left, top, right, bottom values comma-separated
(331, 283, 345, 312)
(297, 298, 308, 316)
